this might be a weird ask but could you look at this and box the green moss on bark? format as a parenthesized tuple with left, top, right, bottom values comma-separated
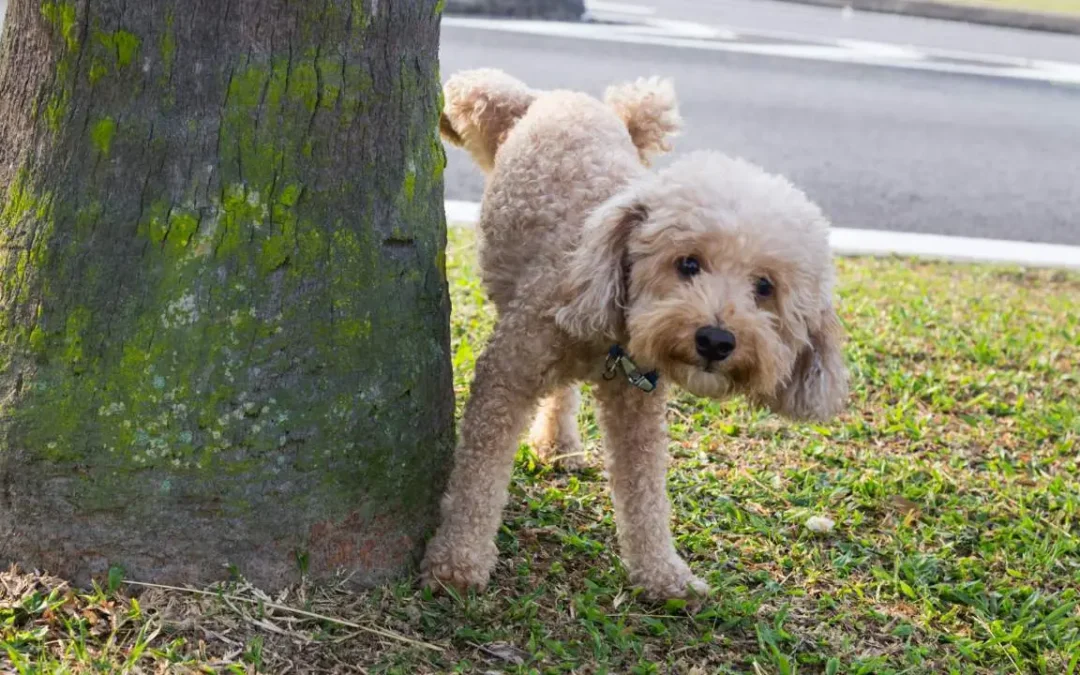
(19, 196, 444, 505)
(1, 0, 452, 588)
(39, 2, 80, 132)
(90, 117, 116, 156)
(40, 2, 78, 50)
(160, 13, 177, 78)
(0, 169, 55, 314)
(95, 30, 141, 68)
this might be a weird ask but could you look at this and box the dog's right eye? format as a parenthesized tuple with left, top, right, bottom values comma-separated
(676, 256, 701, 278)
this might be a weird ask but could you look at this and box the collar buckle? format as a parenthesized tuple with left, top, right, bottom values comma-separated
(604, 345, 659, 393)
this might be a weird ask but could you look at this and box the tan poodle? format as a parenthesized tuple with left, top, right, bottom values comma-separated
(423, 69, 848, 602)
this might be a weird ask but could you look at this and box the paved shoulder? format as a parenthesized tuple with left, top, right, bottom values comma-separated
(441, 20, 1080, 246)
(767, 0, 1080, 35)
(444, 15, 1080, 85)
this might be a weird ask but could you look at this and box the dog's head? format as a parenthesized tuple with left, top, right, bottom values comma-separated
(556, 152, 848, 421)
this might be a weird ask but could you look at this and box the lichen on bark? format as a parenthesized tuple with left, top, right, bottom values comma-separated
(0, 0, 453, 589)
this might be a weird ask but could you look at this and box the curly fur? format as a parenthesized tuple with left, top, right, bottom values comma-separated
(440, 69, 681, 172)
(604, 76, 682, 165)
(439, 68, 537, 172)
(423, 69, 849, 603)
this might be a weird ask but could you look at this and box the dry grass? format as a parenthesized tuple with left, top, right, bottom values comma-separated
(2, 225, 1079, 674)
(944, 0, 1080, 15)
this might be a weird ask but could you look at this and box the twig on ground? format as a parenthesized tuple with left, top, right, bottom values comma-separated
(122, 579, 445, 653)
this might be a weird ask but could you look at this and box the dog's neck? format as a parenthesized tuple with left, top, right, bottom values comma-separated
(603, 345, 659, 393)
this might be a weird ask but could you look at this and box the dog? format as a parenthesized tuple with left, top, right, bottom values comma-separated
(422, 69, 848, 602)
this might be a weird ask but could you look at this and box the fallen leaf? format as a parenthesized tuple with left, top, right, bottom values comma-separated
(889, 495, 921, 515)
(805, 515, 836, 533)
(479, 642, 529, 666)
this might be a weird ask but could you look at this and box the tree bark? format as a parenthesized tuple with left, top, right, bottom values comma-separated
(0, 0, 453, 590)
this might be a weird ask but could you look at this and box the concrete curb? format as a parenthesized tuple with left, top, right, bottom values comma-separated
(443, 0, 585, 21)
(774, 0, 1080, 35)
(445, 200, 1080, 270)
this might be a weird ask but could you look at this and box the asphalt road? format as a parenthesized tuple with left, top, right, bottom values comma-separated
(440, 14, 1080, 246)
(651, 0, 1080, 64)
(3, 0, 1078, 244)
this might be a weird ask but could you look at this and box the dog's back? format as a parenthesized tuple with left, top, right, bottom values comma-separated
(440, 70, 681, 310)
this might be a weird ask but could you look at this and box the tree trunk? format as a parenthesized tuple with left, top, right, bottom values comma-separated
(0, 0, 453, 590)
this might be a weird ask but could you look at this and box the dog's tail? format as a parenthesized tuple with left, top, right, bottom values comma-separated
(439, 70, 681, 171)
(604, 77, 682, 165)
(439, 69, 537, 173)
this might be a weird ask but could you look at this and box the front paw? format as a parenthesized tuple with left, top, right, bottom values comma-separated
(420, 536, 495, 594)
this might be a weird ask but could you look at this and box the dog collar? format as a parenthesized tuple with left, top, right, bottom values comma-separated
(603, 345, 659, 393)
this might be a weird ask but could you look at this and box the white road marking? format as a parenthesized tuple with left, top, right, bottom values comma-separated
(449, 15, 735, 40)
(442, 16, 1080, 86)
(587, 1, 656, 16)
(445, 200, 1080, 269)
(828, 228, 1080, 269)
(833, 38, 926, 60)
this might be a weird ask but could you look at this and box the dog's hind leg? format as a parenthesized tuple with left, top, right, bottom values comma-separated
(593, 378, 709, 604)
(421, 317, 556, 592)
(528, 384, 586, 470)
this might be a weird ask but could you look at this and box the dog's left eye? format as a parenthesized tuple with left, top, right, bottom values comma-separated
(676, 256, 701, 278)
(755, 277, 774, 297)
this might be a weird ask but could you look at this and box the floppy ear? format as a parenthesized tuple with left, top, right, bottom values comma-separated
(554, 191, 647, 342)
(766, 302, 849, 421)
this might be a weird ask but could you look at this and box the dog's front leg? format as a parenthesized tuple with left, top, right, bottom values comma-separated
(594, 378, 709, 604)
(421, 320, 551, 593)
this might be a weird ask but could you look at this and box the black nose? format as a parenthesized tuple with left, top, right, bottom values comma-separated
(695, 326, 736, 362)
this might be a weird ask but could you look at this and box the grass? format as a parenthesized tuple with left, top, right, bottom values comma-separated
(3, 225, 1079, 674)
(944, 0, 1080, 16)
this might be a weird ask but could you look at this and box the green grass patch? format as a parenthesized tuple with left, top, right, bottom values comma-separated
(3, 225, 1079, 673)
(945, 0, 1080, 16)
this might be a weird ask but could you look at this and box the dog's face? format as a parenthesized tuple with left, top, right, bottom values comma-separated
(557, 152, 848, 421)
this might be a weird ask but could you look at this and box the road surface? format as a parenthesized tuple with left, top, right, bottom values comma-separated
(648, 0, 1080, 64)
(441, 2, 1080, 245)
(2, 0, 1078, 244)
